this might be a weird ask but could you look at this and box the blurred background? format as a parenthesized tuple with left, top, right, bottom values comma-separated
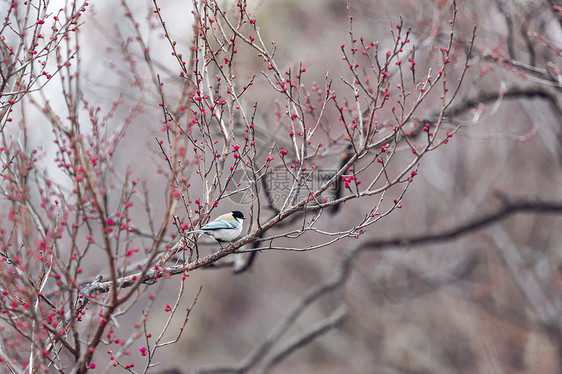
(43, 0, 562, 372)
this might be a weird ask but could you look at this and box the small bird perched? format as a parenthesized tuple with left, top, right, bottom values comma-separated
(184, 211, 245, 242)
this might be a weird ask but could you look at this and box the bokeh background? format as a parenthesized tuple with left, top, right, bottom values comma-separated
(29, 0, 561, 372)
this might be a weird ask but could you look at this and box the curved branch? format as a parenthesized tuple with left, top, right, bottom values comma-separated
(359, 195, 562, 250)
(445, 86, 562, 119)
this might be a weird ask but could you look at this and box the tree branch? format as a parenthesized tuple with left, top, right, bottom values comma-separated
(360, 195, 562, 250)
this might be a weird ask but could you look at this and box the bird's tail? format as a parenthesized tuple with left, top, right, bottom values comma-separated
(182, 229, 203, 234)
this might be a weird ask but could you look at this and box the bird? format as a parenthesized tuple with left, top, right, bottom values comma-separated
(184, 211, 245, 242)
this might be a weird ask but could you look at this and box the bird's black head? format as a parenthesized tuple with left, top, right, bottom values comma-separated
(232, 211, 245, 220)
